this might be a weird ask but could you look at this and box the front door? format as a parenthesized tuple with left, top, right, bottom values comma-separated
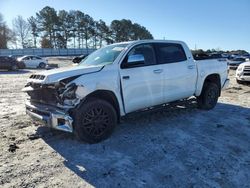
(24, 57, 33, 68)
(119, 43, 164, 113)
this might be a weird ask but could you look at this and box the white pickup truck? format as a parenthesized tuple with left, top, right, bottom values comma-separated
(23, 40, 229, 143)
(236, 60, 250, 84)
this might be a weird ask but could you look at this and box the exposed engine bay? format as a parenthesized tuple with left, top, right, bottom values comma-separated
(23, 75, 84, 110)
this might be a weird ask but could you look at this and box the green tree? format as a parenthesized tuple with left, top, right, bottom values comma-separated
(0, 14, 13, 49)
(110, 19, 153, 43)
(83, 14, 95, 49)
(30, 6, 154, 49)
(40, 36, 52, 48)
(36, 6, 59, 48)
(74, 10, 85, 48)
(68, 10, 77, 48)
(96, 19, 112, 47)
(89, 21, 98, 48)
(110, 19, 132, 42)
(28, 16, 39, 48)
(132, 23, 153, 40)
(57, 10, 73, 48)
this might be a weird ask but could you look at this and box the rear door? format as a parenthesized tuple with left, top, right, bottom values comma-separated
(23, 56, 32, 68)
(155, 43, 197, 102)
(32, 56, 43, 67)
(120, 43, 164, 113)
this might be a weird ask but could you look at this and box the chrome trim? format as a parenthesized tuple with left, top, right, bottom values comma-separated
(25, 101, 73, 133)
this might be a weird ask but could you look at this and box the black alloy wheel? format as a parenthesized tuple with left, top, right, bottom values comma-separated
(74, 98, 117, 143)
(38, 62, 46, 69)
(197, 82, 219, 110)
(82, 107, 110, 137)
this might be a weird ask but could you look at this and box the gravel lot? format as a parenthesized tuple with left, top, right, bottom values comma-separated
(0, 60, 249, 188)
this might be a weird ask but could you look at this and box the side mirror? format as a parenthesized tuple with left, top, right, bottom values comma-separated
(127, 54, 145, 65)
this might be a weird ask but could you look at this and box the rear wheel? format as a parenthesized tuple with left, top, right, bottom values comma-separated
(73, 98, 117, 143)
(197, 82, 219, 110)
(17, 62, 25, 69)
(38, 62, 46, 69)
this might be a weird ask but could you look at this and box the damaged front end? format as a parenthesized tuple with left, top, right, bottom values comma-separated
(23, 75, 86, 133)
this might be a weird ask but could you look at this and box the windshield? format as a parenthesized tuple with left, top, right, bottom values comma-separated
(79, 43, 128, 67)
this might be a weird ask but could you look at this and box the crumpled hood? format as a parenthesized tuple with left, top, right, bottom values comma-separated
(27, 65, 103, 84)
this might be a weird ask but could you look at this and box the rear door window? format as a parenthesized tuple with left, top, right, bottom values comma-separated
(33, 56, 41, 60)
(155, 43, 187, 64)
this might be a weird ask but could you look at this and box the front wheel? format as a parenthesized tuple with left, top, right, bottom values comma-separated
(73, 98, 117, 143)
(197, 82, 219, 110)
(10, 65, 18, 71)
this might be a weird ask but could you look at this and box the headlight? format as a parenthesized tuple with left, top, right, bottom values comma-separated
(237, 67, 243, 71)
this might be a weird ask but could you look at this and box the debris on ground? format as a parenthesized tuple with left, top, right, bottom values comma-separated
(27, 133, 42, 140)
(8, 143, 19, 153)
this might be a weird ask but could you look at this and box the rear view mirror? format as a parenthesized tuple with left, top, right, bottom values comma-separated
(127, 54, 145, 65)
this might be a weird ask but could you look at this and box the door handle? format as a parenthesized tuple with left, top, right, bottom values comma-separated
(188, 65, 195, 69)
(122, 76, 130, 80)
(153, 69, 163, 74)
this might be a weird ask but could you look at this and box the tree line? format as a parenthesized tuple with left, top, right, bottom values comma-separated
(192, 49, 249, 56)
(0, 6, 153, 49)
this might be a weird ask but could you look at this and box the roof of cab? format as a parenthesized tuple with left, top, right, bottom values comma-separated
(116, 39, 186, 47)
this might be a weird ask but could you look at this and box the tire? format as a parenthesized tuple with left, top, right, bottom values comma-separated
(38, 62, 46, 69)
(197, 82, 219, 110)
(73, 98, 117, 143)
(236, 79, 244, 84)
(17, 62, 25, 69)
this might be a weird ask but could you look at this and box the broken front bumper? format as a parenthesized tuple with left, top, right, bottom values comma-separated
(25, 101, 73, 133)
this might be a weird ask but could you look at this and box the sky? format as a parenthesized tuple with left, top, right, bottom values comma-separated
(0, 0, 250, 52)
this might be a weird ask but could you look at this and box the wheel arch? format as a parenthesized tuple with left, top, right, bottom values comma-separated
(201, 74, 221, 96)
(38, 62, 46, 68)
(82, 90, 121, 121)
